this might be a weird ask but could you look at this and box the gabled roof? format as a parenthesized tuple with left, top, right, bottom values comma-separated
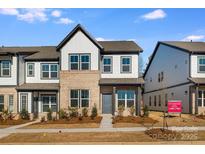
(56, 24, 103, 51)
(98, 41, 143, 53)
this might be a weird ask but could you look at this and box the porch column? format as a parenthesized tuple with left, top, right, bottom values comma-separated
(112, 86, 116, 115)
(195, 86, 199, 114)
(136, 86, 142, 116)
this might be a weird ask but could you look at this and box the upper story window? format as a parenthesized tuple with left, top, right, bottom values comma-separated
(121, 56, 131, 73)
(27, 63, 35, 77)
(41, 63, 58, 79)
(0, 61, 11, 77)
(102, 56, 112, 73)
(69, 54, 90, 70)
(198, 56, 205, 72)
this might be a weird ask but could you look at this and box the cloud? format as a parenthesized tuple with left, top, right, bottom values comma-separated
(182, 35, 205, 41)
(51, 10, 61, 17)
(55, 17, 74, 25)
(0, 8, 19, 15)
(95, 37, 113, 41)
(0, 8, 48, 23)
(141, 9, 166, 20)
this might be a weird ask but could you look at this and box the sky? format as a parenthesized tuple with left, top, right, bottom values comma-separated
(0, 8, 205, 68)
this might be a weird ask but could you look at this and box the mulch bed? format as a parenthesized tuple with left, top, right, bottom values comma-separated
(112, 116, 158, 124)
(145, 128, 180, 141)
(196, 115, 205, 120)
(39, 116, 102, 124)
(0, 119, 31, 125)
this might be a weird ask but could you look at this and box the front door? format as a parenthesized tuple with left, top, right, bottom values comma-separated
(102, 94, 112, 114)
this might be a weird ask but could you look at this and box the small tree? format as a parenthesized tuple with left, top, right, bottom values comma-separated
(82, 108, 88, 117)
(118, 105, 125, 117)
(47, 108, 53, 121)
(91, 104, 98, 119)
(68, 107, 78, 118)
(20, 109, 30, 120)
(129, 105, 135, 116)
(143, 105, 149, 117)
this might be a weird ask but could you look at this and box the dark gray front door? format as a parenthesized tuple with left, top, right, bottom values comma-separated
(102, 94, 112, 114)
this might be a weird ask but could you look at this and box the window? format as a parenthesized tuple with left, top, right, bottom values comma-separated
(198, 90, 205, 107)
(149, 96, 152, 106)
(41, 64, 58, 79)
(154, 96, 157, 106)
(42, 95, 57, 112)
(198, 56, 205, 72)
(8, 95, 13, 112)
(158, 95, 161, 106)
(102, 56, 112, 73)
(70, 90, 89, 108)
(165, 93, 168, 106)
(0, 95, 4, 112)
(80, 54, 90, 70)
(158, 73, 161, 82)
(121, 56, 131, 73)
(20, 94, 27, 111)
(1, 61, 11, 77)
(69, 54, 90, 70)
(27, 63, 34, 77)
(117, 90, 135, 108)
(161, 72, 164, 81)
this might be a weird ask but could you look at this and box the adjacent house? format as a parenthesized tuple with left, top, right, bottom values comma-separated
(0, 24, 144, 118)
(143, 41, 205, 114)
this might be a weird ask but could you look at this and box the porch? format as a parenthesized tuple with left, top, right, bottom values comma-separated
(16, 83, 59, 118)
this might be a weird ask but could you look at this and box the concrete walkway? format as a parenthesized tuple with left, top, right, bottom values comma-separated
(100, 114, 113, 128)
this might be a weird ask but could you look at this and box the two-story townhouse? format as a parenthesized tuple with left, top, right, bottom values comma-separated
(57, 24, 144, 116)
(144, 41, 205, 115)
(0, 24, 144, 118)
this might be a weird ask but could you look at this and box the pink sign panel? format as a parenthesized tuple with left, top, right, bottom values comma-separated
(168, 101, 182, 113)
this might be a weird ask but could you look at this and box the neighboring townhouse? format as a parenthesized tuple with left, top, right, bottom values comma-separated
(143, 41, 205, 114)
(0, 24, 144, 118)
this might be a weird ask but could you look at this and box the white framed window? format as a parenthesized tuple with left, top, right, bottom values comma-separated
(165, 93, 168, 107)
(154, 95, 157, 106)
(117, 90, 135, 108)
(27, 63, 35, 77)
(158, 95, 161, 106)
(121, 56, 131, 73)
(102, 56, 112, 73)
(0, 95, 4, 112)
(1, 61, 11, 77)
(198, 90, 205, 107)
(198, 56, 205, 72)
(20, 94, 28, 111)
(41, 63, 58, 79)
(8, 95, 13, 112)
(70, 89, 89, 108)
(69, 54, 90, 70)
(42, 95, 57, 112)
(149, 96, 152, 106)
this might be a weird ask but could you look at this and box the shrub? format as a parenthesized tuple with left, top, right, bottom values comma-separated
(20, 109, 30, 120)
(82, 108, 88, 117)
(118, 105, 125, 117)
(68, 107, 78, 118)
(41, 116, 45, 122)
(143, 105, 149, 117)
(78, 114, 83, 121)
(91, 104, 98, 119)
(47, 108, 53, 121)
(129, 105, 135, 116)
(1, 109, 14, 121)
(59, 109, 68, 119)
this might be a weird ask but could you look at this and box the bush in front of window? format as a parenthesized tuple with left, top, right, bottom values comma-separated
(91, 104, 98, 119)
(68, 107, 78, 118)
(82, 108, 88, 117)
(47, 108, 53, 121)
(58, 109, 68, 119)
(20, 109, 30, 120)
(143, 105, 149, 117)
(118, 105, 125, 117)
(129, 106, 135, 117)
(0, 109, 15, 121)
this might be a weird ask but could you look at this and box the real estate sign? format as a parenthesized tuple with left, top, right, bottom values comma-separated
(168, 100, 182, 113)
